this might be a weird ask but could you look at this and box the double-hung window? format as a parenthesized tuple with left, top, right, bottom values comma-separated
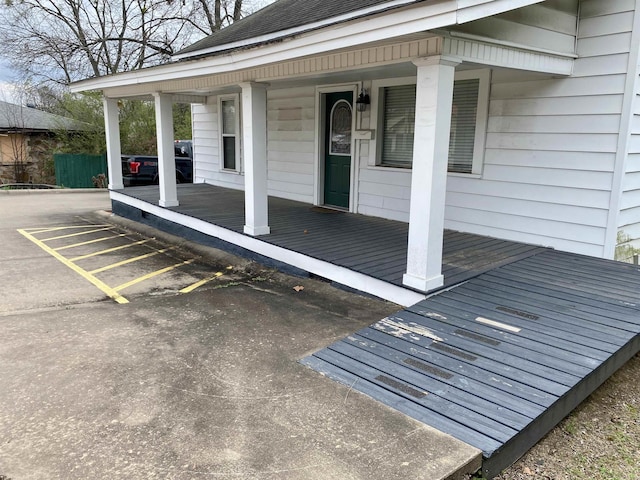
(219, 94, 240, 172)
(372, 70, 489, 175)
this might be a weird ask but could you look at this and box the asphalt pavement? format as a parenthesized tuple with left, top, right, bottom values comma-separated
(0, 190, 481, 479)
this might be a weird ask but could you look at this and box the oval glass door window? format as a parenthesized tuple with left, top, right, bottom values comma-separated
(330, 100, 352, 155)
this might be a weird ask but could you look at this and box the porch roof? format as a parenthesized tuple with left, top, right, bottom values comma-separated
(69, 0, 567, 96)
(113, 183, 546, 304)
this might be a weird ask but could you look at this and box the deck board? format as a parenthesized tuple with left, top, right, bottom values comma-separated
(116, 184, 545, 291)
(302, 249, 640, 478)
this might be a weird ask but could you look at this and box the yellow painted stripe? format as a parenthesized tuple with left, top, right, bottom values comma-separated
(114, 259, 195, 292)
(25, 225, 110, 235)
(70, 239, 152, 261)
(55, 233, 127, 251)
(179, 272, 224, 294)
(89, 247, 174, 274)
(17, 229, 129, 304)
(41, 227, 112, 242)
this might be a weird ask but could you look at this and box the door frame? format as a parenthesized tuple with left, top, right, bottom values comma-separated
(314, 83, 360, 212)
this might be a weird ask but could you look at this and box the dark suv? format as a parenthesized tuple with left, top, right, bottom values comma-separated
(122, 141, 193, 186)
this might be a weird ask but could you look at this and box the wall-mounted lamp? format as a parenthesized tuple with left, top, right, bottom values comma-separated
(356, 88, 370, 112)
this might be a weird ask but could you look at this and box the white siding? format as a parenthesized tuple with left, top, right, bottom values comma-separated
(450, 0, 578, 54)
(267, 86, 316, 203)
(192, 97, 244, 190)
(617, 2, 640, 257)
(443, 0, 635, 257)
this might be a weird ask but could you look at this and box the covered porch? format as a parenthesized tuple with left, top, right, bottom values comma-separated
(112, 183, 546, 305)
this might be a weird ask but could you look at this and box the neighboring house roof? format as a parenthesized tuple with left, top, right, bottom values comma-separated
(0, 100, 85, 133)
(175, 0, 424, 58)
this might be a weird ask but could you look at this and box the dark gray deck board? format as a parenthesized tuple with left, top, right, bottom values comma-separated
(457, 278, 639, 336)
(343, 333, 546, 418)
(303, 250, 640, 478)
(354, 329, 557, 408)
(407, 296, 614, 362)
(116, 184, 545, 291)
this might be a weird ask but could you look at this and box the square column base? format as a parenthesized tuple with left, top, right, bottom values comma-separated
(402, 272, 444, 292)
(159, 199, 179, 207)
(244, 225, 271, 236)
(109, 183, 124, 190)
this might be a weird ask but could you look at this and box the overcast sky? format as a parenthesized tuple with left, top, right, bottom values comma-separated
(0, 57, 19, 103)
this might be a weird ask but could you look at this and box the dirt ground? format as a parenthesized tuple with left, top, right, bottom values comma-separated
(493, 352, 640, 480)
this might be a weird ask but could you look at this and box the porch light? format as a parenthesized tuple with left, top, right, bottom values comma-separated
(356, 88, 370, 112)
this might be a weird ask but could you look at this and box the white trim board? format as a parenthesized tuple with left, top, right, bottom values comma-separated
(71, 1, 563, 94)
(110, 191, 426, 306)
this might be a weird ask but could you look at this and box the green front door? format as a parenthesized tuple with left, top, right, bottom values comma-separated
(324, 91, 353, 209)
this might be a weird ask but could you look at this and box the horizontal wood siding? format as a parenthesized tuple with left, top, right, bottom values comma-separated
(357, 80, 412, 222)
(450, 1, 578, 54)
(445, 1, 635, 257)
(267, 86, 316, 203)
(192, 98, 244, 190)
(620, 3, 640, 252)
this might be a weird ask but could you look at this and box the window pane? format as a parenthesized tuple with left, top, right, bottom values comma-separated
(330, 100, 352, 155)
(448, 79, 480, 174)
(381, 85, 416, 167)
(223, 136, 236, 170)
(221, 100, 236, 135)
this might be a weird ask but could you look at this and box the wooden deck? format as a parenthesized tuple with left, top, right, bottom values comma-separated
(302, 249, 640, 478)
(115, 184, 545, 292)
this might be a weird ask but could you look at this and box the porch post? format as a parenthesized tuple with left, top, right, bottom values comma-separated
(402, 56, 460, 292)
(102, 97, 124, 190)
(153, 92, 179, 207)
(240, 82, 270, 236)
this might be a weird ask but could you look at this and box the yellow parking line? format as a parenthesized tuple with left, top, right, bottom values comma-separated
(70, 239, 153, 261)
(179, 272, 224, 294)
(89, 247, 174, 274)
(18, 229, 129, 304)
(55, 234, 127, 251)
(41, 227, 112, 242)
(113, 259, 195, 292)
(25, 225, 110, 235)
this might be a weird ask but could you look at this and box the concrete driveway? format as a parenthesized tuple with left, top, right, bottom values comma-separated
(0, 190, 480, 479)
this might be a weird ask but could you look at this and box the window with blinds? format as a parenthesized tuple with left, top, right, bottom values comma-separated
(220, 97, 238, 171)
(378, 79, 481, 173)
(448, 78, 480, 174)
(380, 84, 416, 168)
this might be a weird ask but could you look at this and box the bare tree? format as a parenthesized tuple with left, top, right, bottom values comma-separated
(0, 0, 269, 86)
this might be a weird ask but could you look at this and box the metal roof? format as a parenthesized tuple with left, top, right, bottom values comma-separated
(0, 101, 86, 132)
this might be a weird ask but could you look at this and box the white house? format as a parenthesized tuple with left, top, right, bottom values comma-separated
(71, 0, 640, 304)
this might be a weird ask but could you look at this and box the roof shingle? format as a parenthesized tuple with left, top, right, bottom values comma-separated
(177, 0, 423, 57)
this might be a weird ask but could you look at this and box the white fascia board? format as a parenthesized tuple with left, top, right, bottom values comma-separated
(70, 0, 546, 94)
(457, 0, 544, 24)
(71, 1, 460, 93)
(172, 0, 421, 61)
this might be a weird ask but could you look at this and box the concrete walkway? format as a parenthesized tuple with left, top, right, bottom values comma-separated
(0, 191, 480, 480)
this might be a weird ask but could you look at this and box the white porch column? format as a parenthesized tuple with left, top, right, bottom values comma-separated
(153, 92, 179, 207)
(403, 56, 460, 292)
(240, 82, 270, 236)
(103, 97, 124, 190)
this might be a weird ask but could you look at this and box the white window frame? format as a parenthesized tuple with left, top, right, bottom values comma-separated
(218, 93, 242, 173)
(367, 69, 490, 176)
